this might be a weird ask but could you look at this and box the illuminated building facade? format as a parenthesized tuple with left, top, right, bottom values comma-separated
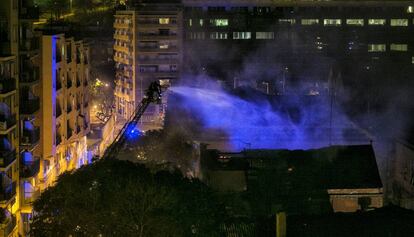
(0, 0, 21, 235)
(2, 0, 91, 234)
(114, 2, 182, 128)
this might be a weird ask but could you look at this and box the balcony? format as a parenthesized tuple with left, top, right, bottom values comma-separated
(22, 189, 40, 205)
(84, 101, 89, 108)
(0, 182, 16, 202)
(76, 78, 81, 87)
(21, 156, 40, 178)
(20, 66, 39, 84)
(84, 79, 88, 87)
(20, 97, 40, 115)
(0, 150, 16, 168)
(76, 125, 81, 134)
(0, 78, 16, 95)
(67, 79, 72, 89)
(76, 103, 81, 111)
(0, 214, 16, 237)
(0, 114, 16, 133)
(21, 127, 40, 146)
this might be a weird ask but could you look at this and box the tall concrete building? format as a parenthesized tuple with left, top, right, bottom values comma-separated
(0, 0, 21, 235)
(114, 2, 182, 128)
(1, 0, 91, 235)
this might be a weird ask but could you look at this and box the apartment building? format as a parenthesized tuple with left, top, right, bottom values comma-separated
(0, 0, 20, 236)
(1, 1, 91, 235)
(114, 2, 182, 128)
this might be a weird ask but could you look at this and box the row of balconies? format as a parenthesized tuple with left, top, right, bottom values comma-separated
(57, 78, 87, 92)
(56, 100, 88, 119)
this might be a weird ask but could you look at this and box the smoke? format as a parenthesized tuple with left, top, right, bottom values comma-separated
(167, 77, 369, 151)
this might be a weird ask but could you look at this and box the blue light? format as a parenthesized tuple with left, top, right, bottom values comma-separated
(125, 124, 142, 140)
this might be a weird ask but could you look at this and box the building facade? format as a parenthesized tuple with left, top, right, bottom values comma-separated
(1, 0, 91, 235)
(114, 3, 182, 129)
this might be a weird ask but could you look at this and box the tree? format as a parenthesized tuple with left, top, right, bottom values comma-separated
(31, 159, 224, 236)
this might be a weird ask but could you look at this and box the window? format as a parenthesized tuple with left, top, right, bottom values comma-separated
(188, 32, 205, 40)
(256, 32, 274, 39)
(324, 19, 341, 26)
(412, 56, 414, 64)
(368, 19, 386, 25)
(210, 19, 228, 26)
(233, 32, 251, 39)
(279, 19, 296, 25)
(210, 32, 228, 39)
(200, 19, 203, 26)
(346, 19, 364, 26)
(301, 19, 319, 25)
(390, 44, 408, 51)
(408, 6, 414, 13)
(368, 44, 386, 52)
(189, 19, 192, 26)
(390, 19, 408, 26)
(159, 18, 170, 24)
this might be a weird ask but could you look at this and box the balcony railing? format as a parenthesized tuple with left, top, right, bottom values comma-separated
(0, 182, 16, 202)
(0, 215, 16, 237)
(0, 78, 16, 94)
(20, 97, 40, 114)
(21, 127, 40, 146)
(0, 150, 16, 168)
(0, 114, 16, 132)
(22, 189, 40, 205)
(21, 157, 40, 178)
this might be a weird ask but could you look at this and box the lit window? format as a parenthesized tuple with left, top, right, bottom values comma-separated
(279, 19, 296, 24)
(189, 32, 205, 40)
(368, 44, 386, 52)
(233, 32, 251, 39)
(390, 19, 408, 26)
(159, 18, 170, 24)
(301, 19, 319, 25)
(411, 57, 414, 64)
(189, 19, 192, 26)
(346, 19, 364, 26)
(407, 6, 414, 13)
(159, 44, 169, 49)
(256, 32, 274, 39)
(324, 19, 341, 26)
(200, 19, 203, 26)
(210, 32, 228, 39)
(210, 19, 228, 26)
(390, 44, 408, 51)
(368, 19, 386, 25)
